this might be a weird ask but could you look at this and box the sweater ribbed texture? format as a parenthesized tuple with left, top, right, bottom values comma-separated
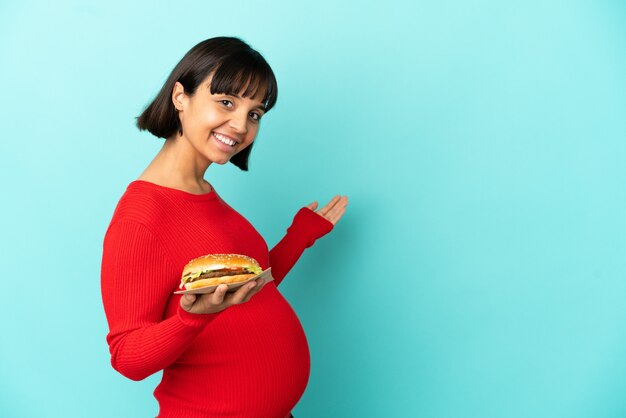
(100, 180, 333, 418)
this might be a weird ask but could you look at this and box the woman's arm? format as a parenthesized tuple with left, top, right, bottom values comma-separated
(268, 207, 335, 285)
(269, 196, 348, 284)
(100, 220, 220, 381)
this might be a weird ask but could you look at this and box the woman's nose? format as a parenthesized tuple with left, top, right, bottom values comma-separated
(228, 111, 248, 135)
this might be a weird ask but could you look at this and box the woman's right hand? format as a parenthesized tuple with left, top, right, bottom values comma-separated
(179, 277, 267, 314)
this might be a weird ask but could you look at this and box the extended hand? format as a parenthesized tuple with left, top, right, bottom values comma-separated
(306, 195, 348, 225)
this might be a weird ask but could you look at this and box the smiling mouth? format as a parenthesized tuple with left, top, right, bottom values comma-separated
(213, 132, 238, 147)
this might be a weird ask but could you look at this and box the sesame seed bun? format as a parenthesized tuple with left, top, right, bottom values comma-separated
(180, 253, 262, 290)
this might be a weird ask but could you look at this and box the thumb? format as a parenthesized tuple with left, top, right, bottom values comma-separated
(306, 201, 319, 211)
(180, 294, 197, 311)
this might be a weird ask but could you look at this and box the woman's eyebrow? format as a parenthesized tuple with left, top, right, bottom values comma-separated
(225, 94, 266, 111)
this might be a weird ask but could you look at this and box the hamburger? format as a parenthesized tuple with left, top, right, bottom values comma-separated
(180, 253, 263, 290)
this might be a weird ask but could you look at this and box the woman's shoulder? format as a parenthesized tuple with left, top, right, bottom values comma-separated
(107, 180, 172, 228)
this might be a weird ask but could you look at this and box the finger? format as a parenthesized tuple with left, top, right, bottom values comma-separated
(327, 199, 348, 224)
(329, 195, 347, 211)
(321, 196, 348, 224)
(306, 201, 319, 211)
(242, 279, 265, 303)
(327, 205, 347, 225)
(318, 195, 341, 217)
(230, 281, 256, 305)
(180, 294, 197, 311)
(211, 284, 228, 305)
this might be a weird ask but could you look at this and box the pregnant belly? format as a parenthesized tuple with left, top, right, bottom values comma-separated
(157, 284, 310, 417)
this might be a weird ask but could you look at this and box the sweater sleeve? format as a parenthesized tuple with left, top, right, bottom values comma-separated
(100, 220, 220, 381)
(269, 207, 334, 285)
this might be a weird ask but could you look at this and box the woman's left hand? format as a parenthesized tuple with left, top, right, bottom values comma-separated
(306, 195, 348, 225)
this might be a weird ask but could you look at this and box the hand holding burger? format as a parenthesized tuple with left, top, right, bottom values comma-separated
(180, 278, 266, 315)
(179, 254, 268, 315)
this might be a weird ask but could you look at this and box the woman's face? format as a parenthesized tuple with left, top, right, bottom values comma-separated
(172, 76, 266, 165)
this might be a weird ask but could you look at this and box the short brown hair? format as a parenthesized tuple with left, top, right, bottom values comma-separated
(135, 36, 278, 171)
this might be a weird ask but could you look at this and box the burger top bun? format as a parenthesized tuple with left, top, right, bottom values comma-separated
(182, 253, 261, 276)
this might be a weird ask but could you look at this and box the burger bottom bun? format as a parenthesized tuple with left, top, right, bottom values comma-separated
(183, 274, 257, 290)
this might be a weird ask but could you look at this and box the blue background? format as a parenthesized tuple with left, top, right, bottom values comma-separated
(1, 0, 625, 417)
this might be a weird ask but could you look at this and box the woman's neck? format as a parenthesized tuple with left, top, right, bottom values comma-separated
(138, 137, 212, 194)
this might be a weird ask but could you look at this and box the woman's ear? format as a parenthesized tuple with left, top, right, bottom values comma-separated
(172, 81, 186, 111)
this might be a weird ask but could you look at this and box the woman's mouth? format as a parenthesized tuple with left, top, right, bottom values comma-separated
(212, 132, 237, 150)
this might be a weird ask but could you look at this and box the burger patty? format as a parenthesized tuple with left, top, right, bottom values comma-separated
(186, 268, 252, 283)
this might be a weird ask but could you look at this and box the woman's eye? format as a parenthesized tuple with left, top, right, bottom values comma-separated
(219, 99, 261, 121)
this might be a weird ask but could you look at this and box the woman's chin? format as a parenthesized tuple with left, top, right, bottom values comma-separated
(209, 156, 231, 165)
(204, 151, 232, 165)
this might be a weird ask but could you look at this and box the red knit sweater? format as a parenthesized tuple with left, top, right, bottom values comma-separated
(100, 180, 334, 418)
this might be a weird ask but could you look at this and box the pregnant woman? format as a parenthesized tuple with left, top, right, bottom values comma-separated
(100, 36, 348, 418)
